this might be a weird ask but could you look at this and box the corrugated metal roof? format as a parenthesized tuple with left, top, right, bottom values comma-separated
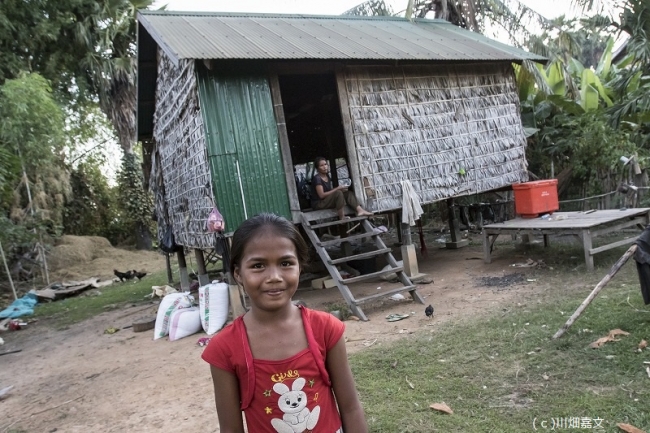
(137, 11, 546, 64)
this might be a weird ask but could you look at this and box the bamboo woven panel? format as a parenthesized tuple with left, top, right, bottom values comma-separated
(152, 52, 215, 249)
(344, 62, 528, 212)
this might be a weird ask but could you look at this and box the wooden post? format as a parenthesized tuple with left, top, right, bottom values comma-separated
(176, 250, 190, 291)
(552, 244, 637, 339)
(446, 198, 468, 249)
(194, 249, 209, 287)
(165, 253, 173, 284)
(0, 240, 18, 300)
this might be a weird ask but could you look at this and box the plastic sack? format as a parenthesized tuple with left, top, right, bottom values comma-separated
(199, 282, 229, 335)
(160, 226, 182, 253)
(206, 207, 225, 233)
(168, 307, 202, 341)
(0, 293, 38, 319)
(153, 292, 194, 340)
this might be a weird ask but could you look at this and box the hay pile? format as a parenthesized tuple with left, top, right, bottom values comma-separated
(48, 236, 166, 281)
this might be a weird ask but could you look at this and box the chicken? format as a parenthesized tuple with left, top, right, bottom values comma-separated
(132, 270, 148, 280)
(113, 269, 134, 282)
(425, 304, 434, 319)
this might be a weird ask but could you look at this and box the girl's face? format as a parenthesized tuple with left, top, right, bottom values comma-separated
(316, 160, 329, 175)
(233, 230, 300, 312)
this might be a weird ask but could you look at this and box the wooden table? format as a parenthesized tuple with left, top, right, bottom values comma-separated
(482, 208, 650, 271)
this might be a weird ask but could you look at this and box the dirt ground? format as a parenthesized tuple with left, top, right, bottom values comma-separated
(0, 233, 553, 432)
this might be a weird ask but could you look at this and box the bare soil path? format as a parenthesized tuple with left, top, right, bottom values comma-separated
(0, 234, 565, 432)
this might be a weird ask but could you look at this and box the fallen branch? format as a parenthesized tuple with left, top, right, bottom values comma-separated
(553, 244, 637, 339)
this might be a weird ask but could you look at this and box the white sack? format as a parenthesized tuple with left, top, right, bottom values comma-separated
(154, 292, 193, 340)
(199, 282, 229, 335)
(168, 307, 202, 341)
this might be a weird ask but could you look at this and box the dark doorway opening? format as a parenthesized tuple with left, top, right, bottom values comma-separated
(278, 73, 350, 210)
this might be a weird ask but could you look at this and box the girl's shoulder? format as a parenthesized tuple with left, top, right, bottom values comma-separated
(202, 317, 244, 361)
(301, 307, 345, 348)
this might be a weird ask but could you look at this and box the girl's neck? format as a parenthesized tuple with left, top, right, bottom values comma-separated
(245, 303, 299, 327)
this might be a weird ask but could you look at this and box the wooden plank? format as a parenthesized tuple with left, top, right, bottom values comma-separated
(343, 266, 404, 284)
(302, 206, 354, 222)
(581, 229, 594, 271)
(300, 214, 367, 321)
(483, 230, 490, 263)
(335, 67, 365, 206)
(268, 73, 301, 216)
(361, 219, 424, 304)
(329, 248, 391, 264)
(355, 285, 416, 304)
(310, 215, 368, 229)
(319, 231, 376, 247)
(589, 236, 638, 255)
(482, 209, 650, 230)
(590, 216, 647, 238)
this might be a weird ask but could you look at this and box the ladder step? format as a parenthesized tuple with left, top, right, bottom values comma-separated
(319, 232, 376, 247)
(302, 206, 355, 222)
(329, 248, 391, 265)
(355, 285, 417, 304)
(309, 215, 367, 229)
(343, 266, 403, 284)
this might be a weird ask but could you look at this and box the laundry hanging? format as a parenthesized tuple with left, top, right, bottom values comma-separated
(401, 179, 424, 226)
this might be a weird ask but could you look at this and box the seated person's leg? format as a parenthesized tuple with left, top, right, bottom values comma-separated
(344, 191, 373, 216)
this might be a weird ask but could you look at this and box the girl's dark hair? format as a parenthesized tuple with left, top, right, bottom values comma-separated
(230, 213, 309, 275)
(313, 156, 327, 167)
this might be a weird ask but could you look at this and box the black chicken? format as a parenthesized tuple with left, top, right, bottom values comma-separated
(425, 304, 434, 319)
(114, 269, 134, 282)
(132, 270, 148, 280)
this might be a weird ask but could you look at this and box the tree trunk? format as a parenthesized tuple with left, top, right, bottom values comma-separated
(135, 221, 152, 251)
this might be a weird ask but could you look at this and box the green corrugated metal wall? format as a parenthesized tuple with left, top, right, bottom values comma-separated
(197, 68, 291, 233)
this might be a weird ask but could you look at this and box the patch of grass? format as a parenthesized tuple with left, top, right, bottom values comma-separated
(351, 270, 650, 432)
(32, 270, 171, 328)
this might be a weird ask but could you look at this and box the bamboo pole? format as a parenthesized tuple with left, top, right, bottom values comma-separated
(0, 240, 18, 300)
(20, 157, 50, 285)
(552, 244, 637, 339)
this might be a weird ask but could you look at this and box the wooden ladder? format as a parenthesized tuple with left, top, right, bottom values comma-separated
(300, 210, 425, 321)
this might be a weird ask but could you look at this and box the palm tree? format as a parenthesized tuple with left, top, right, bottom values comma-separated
(77, 0, 154, 154)
(345, 1, 552, 45)
(74, 0, 156, 249)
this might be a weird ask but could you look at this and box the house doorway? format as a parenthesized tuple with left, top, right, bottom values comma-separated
(278, 73, 350, 210)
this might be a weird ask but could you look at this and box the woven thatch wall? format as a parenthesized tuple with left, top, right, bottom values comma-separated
(344, 62, 528, 212)
(151, 52, 214, 249)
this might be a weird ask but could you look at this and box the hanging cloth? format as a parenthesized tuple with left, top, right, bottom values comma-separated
(401, 179, 424, 226)
(215, 233, 231, 276)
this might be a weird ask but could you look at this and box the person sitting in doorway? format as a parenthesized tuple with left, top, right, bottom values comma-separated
(311, 156, 373, 220)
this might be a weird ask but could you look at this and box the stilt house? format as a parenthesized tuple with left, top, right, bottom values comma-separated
(137, 11, 544, 249)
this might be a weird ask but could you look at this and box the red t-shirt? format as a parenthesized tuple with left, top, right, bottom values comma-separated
(202, 307, 345, 433)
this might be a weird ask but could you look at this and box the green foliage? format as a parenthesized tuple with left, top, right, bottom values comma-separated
(63, 162, 125, 244)
(0, 73, 64, 164)
(0, 72, 70, 226)
(526, 101, 640, 197)
(117, 151, 154, 243)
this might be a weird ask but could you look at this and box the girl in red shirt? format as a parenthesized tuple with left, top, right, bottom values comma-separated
(202, 213, 368, 433)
